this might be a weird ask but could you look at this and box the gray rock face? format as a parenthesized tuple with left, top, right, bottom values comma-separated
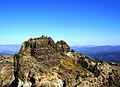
(56, 40, 70, 52)
(14, 36, 71, 86)
(0, 36, 120, 87)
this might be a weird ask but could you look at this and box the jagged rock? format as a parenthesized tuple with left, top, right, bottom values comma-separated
(56, 40, 70, 52)
(0, 56, 14, 87)
(14, 36, 71, 86)
(77, 59, 88, 68)
(13, 36, 120, 87)
(0, 36, 120, 87)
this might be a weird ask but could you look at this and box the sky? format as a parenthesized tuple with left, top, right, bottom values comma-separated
(0, 0, 120, 46)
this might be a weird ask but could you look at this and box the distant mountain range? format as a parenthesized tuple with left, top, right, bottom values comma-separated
(0, 44, 120, 63)
(0, 45, 21, 56)
(71, 45, 120, 63)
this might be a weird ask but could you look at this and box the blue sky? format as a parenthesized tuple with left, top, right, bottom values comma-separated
(0, 0, 120, 45)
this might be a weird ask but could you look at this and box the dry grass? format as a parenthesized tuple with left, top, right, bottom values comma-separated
(111, 65, 120, 75)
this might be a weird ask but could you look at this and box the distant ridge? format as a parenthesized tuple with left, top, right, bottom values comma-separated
(1, 44, 120, 63)
(71, 45, 120, 63)
(0, 45, 21, 56)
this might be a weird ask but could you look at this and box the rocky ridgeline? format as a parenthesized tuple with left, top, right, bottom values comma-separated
(0, 36, 120, 87)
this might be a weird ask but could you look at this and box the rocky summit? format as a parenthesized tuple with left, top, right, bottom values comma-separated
(0, 36, 120, 87)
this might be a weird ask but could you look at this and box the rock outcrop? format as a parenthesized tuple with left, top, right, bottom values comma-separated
(0, 36, 120, 87)
(0, 56, 14, 87)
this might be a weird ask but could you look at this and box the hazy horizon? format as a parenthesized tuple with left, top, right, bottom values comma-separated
(0, 0, 120, 46)
(0, 43, 120, 47)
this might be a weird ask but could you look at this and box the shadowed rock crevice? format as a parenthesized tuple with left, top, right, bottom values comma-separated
(8, 78, 18, 87)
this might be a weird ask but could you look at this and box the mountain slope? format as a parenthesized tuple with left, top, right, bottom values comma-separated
(13, 36, 120, 87)
(71, 46, 120, 63)
(0, 36, 120, 87)
(89, 51, 120, 63)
